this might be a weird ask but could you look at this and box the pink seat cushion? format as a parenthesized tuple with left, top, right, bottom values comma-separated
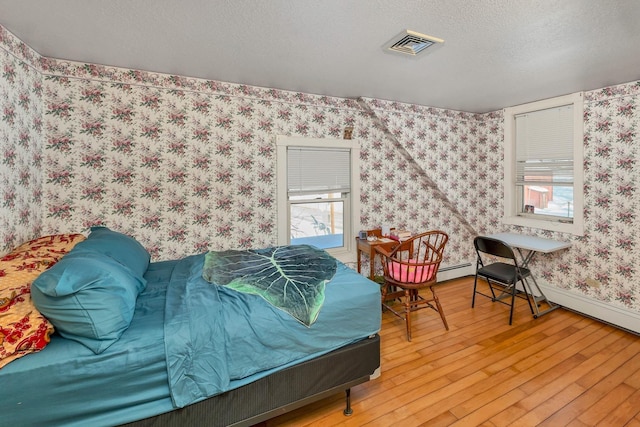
(389, 259, 436, 283)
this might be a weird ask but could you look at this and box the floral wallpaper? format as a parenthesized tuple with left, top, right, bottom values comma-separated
(0, 29, 44, 249)
(360, 99, 503, 264)
(39, 75, 371, 261)
(1, 24, 639, 314)
(578, 84, 640, 306)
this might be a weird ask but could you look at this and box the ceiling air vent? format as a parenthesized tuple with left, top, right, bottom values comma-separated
(384, 30, 444, 57)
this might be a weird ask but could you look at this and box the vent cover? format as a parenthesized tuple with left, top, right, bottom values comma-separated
(385, 30, 444, 57)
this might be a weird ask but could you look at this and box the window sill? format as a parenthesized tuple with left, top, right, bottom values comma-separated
(502, 215, 583, 236)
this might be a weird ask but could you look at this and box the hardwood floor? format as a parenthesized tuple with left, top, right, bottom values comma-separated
(265, 276, 640, 426)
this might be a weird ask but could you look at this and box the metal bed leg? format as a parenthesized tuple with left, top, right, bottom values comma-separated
(343, 388, 353, 416)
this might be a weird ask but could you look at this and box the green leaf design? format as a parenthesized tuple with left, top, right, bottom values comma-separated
(202, 245, 336, 326)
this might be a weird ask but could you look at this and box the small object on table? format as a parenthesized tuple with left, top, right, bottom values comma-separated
(390, 229, 412, 242)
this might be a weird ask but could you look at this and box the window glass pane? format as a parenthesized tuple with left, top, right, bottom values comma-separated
(520, 184, 573, 218)
(290, 200, 344, 249)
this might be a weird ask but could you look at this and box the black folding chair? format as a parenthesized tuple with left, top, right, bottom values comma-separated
(472, 236, 535, 325)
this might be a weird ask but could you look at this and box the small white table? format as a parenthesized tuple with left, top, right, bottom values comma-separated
(488, 232, 572, 266)
(486, 232, 572, 319)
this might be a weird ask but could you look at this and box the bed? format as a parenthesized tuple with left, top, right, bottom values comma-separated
(0, 227, 381, 427)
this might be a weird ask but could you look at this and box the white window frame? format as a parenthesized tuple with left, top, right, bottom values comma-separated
(503, 92, 584, 236)
(276, 135, 361, 263)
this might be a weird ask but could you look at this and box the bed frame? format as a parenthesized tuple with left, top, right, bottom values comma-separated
(123, 334, 380, 427)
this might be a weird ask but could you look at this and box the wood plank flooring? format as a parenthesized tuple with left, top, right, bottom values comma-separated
(265, 276, 640, 426)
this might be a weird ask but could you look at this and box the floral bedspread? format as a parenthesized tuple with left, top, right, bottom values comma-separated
(0, 234, 85, 368)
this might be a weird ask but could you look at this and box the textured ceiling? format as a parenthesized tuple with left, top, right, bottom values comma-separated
(1, 0, 640, 113)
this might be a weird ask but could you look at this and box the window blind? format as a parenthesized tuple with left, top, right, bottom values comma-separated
(287, 147, 351, 195)
(515, 104, 574, 185)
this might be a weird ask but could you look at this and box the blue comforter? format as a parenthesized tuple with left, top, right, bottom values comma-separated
(0, 253, 380, 426)
(164, 253, 381, 408)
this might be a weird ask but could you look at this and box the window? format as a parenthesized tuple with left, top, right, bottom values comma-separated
(276, 136, 360, 262)
(503, 92, 584, 235)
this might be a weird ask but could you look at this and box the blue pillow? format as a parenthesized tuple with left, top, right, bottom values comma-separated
(31, 251, 147, 354)
(73, 226, 150, 277)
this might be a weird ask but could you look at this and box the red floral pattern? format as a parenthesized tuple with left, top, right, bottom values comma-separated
(0, 234, 85, 368)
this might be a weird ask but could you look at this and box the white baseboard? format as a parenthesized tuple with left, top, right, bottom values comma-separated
(538, 283, 640, 334)
(438, 266, 640, 335)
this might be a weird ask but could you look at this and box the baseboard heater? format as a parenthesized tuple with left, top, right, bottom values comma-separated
(437, 263, 474, 282)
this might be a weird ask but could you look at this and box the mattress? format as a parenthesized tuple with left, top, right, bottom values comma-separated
(0, 254, 381, 426)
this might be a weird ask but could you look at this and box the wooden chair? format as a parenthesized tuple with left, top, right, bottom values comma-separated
(375, 230, 449, 341)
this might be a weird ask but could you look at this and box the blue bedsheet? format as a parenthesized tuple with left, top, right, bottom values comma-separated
(165, 253, 381, 407)
(0, 260, 176, 427)
(0, 253, 381, 426)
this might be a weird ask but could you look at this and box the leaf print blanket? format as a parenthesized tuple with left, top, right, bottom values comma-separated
(163, 250, 380, 408)
(202, 245, 336, 327)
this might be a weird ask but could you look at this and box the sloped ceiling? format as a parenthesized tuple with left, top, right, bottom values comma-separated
(1, 0, 640, 113)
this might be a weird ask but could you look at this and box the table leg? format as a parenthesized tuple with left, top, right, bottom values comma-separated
(515, 248, 536, 268)
(369, 251, 375, 280)
(516, 249, 560, 318)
